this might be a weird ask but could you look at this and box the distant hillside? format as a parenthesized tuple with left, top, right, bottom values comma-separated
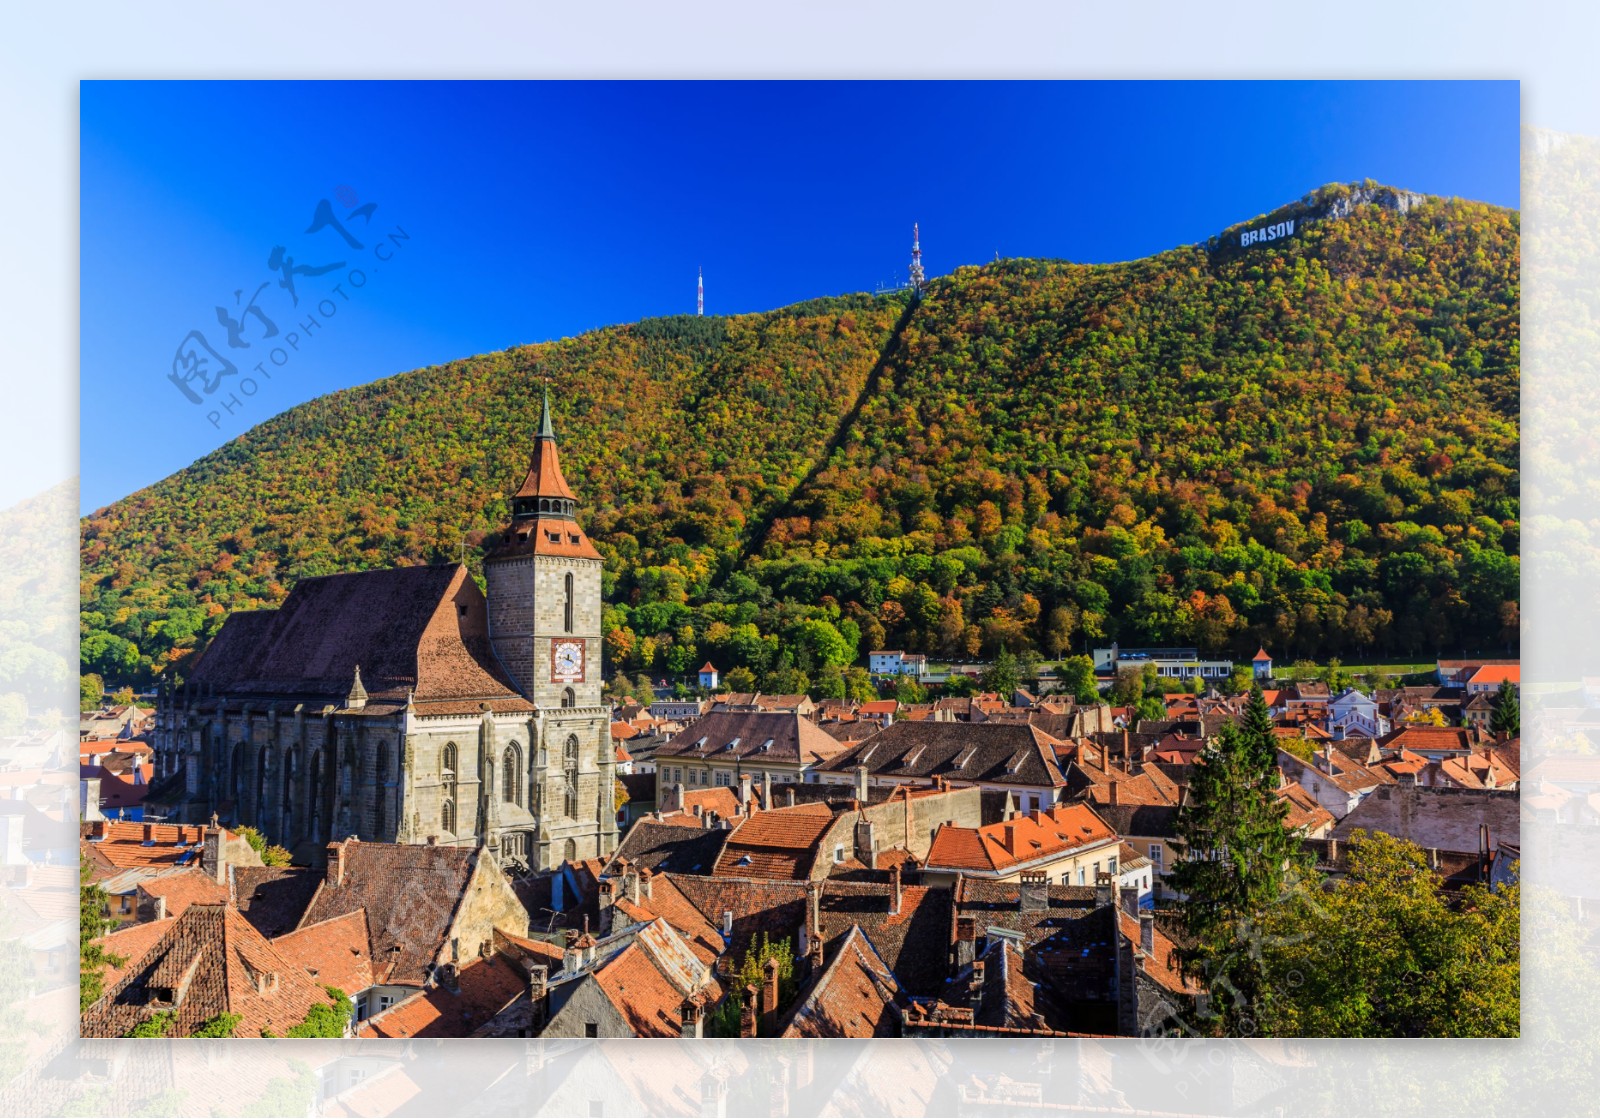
(80, 182, 1520, 689)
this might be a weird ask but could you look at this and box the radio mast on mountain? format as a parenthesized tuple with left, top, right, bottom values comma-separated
(909, 223, 925, 294)
(697, 267, 704, 316)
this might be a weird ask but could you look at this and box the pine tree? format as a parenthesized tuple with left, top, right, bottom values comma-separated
(1240, 685, 1277, 773)
(1490, 678, 1519, 738)
(1169, 718, 1313, 1035)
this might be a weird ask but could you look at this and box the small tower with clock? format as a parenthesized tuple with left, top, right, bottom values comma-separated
(484, 386, 616, 867)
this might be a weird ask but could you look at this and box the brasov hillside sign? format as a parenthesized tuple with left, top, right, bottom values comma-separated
(1240, 218, 1296, 247)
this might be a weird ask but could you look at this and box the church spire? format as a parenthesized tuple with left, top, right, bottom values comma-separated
(539, 384, 556, 441)
(509, 383, 578, 521)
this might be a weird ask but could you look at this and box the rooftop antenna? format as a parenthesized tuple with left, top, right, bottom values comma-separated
(909, 223, 925, 295)
(697, 267, 704, 316)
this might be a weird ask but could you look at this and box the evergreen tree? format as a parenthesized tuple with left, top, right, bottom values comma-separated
(80, 860, 123, 1012)
(1168, 719, 1313, 1035)
(1239, 685, 1278, 773)
(1490, 678, 1520, 738)
(981, 651, 1020, 699)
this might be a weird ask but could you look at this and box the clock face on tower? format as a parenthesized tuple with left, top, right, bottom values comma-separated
(550, 638, 586, 684)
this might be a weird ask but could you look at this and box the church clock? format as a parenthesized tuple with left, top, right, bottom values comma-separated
(550, 638, 585, 684)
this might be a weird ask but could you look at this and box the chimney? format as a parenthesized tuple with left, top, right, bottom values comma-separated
(202, 827, 227, 885)
(762, 771, 772, 812)
(153, 894, 168, 921)
(1095, 871, 1113, 909)
(1139, 912, 1155, 956)
(853, 817, 877, 868)
(674, 782, 687, 813)
(740, 983, 759, 1038)
(1019, 871, 1047, 912)
(722, 910, 734, 938)
(890, 863, 903, 916)
(738, 772, 753, 811)
(638, 867, 653, 902)
(786, 787, 796, 808)
(528, 964, 550, 1032)
(854, 764, 870, 805)
(1108, 781, 1119, 806)
(562, 930, 582, 975)
(1120, 886, 1139, 917)
(325, 840, 346, 888)
(625, 867, 642, 906)
(679, 994, 703, 1039)
(806, 881, 823, 963)
(143, 823, 155, 843)
(597, 878, 617, 936)
(1327, 837, 1339, 864)
(761, 956, 781, 1036)
(955, 915, 979, 967)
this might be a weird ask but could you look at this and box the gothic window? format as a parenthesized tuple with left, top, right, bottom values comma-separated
(564, 838, 577, 864)
(372, 749, 388, 838)
(503, 743, 523, 806)
(562, 687, 576, 709)
(441, 742, 459, 837)
(563, 734, 580, 818)
(563, 572, 574, 633)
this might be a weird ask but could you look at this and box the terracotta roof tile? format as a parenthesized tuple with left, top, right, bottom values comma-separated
(81, 903, 337, 1038)
(138, 868, 229, 918)
(298, 840, 480, 986)
(232, 866, 321, 939)
(713, 803, 833, 879)
(270, 909, 374, 997)
(925, 804, 1117, 875)
(781, 925, 901, 1038)
(93, 918, 176, 989)
(192, 563, 531, 708)
(355, 954, 527, 1038)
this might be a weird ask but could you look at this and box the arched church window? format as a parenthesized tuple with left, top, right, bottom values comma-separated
(441, 797, 455, 835)
(372, 742, 389, 839)
(562, 687, 575, 709)
(563, 734, 580, 818)
(503, 743, 523, 806)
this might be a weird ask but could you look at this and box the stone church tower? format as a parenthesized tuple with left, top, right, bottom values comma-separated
(154, 387, 616, 872)
(483, 390, 615, 868)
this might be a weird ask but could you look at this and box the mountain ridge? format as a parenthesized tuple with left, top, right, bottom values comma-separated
(80, 182, 1520, 689)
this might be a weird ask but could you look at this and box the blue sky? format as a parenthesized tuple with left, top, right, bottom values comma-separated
(80, 80, 1520, 513)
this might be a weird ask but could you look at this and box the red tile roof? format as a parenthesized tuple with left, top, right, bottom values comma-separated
(1467, 664, 1520, 687)
(1117, 909, 1200, 996)
(138, 868, 229, 918)
(781, 924, 901, 1038)
(355, 953, 527, 1038)
(80, 903, 337, 1038)
(713, 803, 834, 879)
(270, 909, 374, 997)
(93, 917, 176, 988)
(192, 563, 534, 710)
(925, 804, 1118, 874)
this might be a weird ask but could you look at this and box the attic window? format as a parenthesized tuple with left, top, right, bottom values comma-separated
(518, 532, 529, 542)
(458, 604, 468, 617)
(546, 531, 561, 544)
(568, 534, 580, 544)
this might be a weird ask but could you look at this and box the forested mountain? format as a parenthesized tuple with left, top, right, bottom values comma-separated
(81, 182, 1520, 690)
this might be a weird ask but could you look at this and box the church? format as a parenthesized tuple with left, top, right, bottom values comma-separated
(151, 392, 617, 870)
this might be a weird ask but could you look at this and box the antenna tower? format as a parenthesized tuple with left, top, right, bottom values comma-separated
(909, 223, 925, 294)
